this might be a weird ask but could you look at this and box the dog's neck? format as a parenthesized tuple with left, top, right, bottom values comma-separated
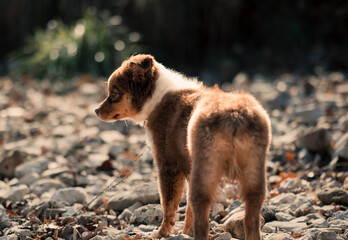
(132, 63, 201, 125)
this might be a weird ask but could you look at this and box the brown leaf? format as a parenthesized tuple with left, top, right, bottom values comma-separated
(100, 197, 108, 209)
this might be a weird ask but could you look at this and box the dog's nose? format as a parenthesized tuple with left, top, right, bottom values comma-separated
(95, 108, 99, 115)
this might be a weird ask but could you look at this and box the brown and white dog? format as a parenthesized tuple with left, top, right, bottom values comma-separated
(95, 54, 271, 240)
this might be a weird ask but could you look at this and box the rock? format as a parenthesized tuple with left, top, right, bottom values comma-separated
(215, 232, 234, 240)
(51, 187, 87, 205)
(108, 181, 160, 211)
(99, 130, 126, 144)
(119, 208, 132, 221)
(261, 206, 277, 223)
(108, 144, 126, 158)
(293, 105, 324, 124)
(0, 205, 12, 230)
(296, 127, 331, 153)
(308, 218, 329, 228)
(334, 132, 348, 160)
(222, 211, 248, 239)
(18, 172, 40, 185)
(130, 204, 163, 226)
(211, 203, 224, 218)
(166, 234, 193, 240)
(15, 158, 49, 178)
(0, 150, 25, 177)
(22, 200, 65, 219)
(52, 124, 75, 137)
(31, 179, 66, 195)
(275, 212, 295, 221)
(317, 188, 348, 206)
(1, 184, 30, 202)
(41, 166, 72, 178)
(0, 234, 18, 240)
(264, 233, 293, 240)
(268, 192, 296, 205)
(262, 221, 308, 234)
(327, 211, 348, 229)
(3, 225, 34, 238)
(279, 178, 310, 192)
(317, 230, 344, 240)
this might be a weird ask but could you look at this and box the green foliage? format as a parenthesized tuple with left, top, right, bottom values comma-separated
(8, 9, 141, 80)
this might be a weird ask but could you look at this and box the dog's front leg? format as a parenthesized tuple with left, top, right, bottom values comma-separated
(157, 169, 186, 238)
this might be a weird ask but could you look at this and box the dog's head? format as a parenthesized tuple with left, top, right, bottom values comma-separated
(95, 54, 158, 122)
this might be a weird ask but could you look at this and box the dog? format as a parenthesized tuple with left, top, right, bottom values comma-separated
(95, 54, 271, 240)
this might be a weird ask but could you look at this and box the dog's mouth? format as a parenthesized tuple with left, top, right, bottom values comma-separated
(113, 114, 120, 119)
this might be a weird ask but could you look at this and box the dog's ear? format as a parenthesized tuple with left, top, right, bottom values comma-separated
(131, 55, 154, 72)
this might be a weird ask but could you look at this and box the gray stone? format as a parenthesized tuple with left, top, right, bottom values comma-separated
(99, 130, 126, 144)
(108, 181, 160, 211)
(108, 145, 126, 158)
(0, 205, 12, 230)
(334, 132, 348, 159)
(317, 230, 343, 240)
(211, 203, 224, 218)
(317, 188, 348, 206)
(215, 232, 234, 240)
(264, 233, 293, 240)
(261, 207, 277, 224)
(166, 234, 193, 240)
(3, 225, 34, 238)
(118, 208, 132, 221)
(279, 178, 310, 192)
(309, 218, 328, 228)
(262, 221, 308, 234)
(275, 212, 295, 221)
(293, 105, 324, 124)
(41, 166, 71, 178)
(51, 187, 87, 205)
(0, 234, 18, 240)
(31, 178, 66, 195)
(130, 204, 163, 226)
(15, 158, 49, 178)
(2, 184, 30, 202)
(296, 127, 331, 153)
(18, 172, 40, 185)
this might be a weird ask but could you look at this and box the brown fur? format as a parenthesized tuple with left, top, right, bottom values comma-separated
(95, 54, 271, 240)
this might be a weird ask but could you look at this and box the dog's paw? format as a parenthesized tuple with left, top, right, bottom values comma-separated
(182, 227, 194, 237)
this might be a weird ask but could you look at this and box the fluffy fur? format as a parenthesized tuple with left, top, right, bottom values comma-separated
(95, 54, 271, 240)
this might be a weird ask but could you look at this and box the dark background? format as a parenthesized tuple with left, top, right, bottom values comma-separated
(1, 0, 347, 79)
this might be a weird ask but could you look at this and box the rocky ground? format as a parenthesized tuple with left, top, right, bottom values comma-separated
(0, 72, 347, 240)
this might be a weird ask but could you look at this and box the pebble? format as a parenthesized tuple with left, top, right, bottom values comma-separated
(51, 187, 88, 205)
(1, 184, 29, 202)
(30, 178, 66, 195)
(14, 158, 49, 178)
(107, 181, 160, 211)
(296, 127, 331, 153)
(317, 188, 348, 206)
(264, 233, 293, 240)
(130, 204, 163, 226)
(222, 211, 246, 239)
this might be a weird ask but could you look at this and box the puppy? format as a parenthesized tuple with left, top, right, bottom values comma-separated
(95, 54, 271, 240)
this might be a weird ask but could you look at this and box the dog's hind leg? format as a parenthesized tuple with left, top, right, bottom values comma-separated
(238, 148, 266, 240)
(182, 179, 193, 236)
(189, 135, 225, 240)
(157, 170, 186, 238)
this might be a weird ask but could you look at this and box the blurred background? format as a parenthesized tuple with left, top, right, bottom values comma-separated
(1, 0, 347, 81)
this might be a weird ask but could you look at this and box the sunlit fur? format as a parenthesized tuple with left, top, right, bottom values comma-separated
(95, 54, 271, 240)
